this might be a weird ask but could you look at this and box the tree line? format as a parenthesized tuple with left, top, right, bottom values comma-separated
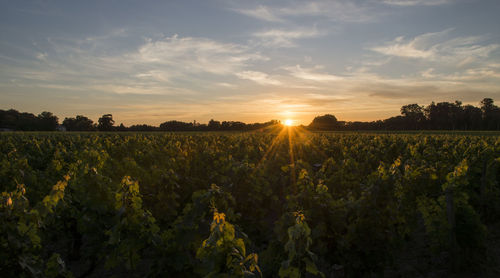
(308, 98, 500, 131)
(0, 110, 279, 132)
(0, 110, 59, 131)
(1, 98, 500, 131)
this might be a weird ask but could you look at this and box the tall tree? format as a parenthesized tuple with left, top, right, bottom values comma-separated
(208, 119, 221, 130)
(400, 104, 425, 129)
(424, 102, 460, 130)
(159, 120, 193, 131)
(37, 111, 59, 131)
(98, 114, 115, 131)
(462, 105, 482, 130)
(308, 114, 340, 130)
(63, 115, 95, 131)
(480, 98, 500, 130)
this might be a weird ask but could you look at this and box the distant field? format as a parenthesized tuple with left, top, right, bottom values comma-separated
(3, 129, 500, 135)
(311, 130, 500, 135)
(1, 131, 500, 277)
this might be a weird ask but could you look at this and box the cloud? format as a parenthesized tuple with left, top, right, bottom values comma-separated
(36, 52, 48, 61)
(233, 1, 378, 23)
(463, 68, 500, 79)
(1, 33, 270, 97)
(232, 5, 283, 22)
(301, 93, 351, 106)
(90, 84, 190, 95)
(370, 29, 451, 58)
(135, 70, 171, 82)
(215, 82, 237, 88)
(253, 27, 323, 48)
(370, 29, 499, 64)
(236, 71, 282, 86)
(279, 1, 376, 22)
(135, 35, 267, 75)
(420, 65, 500, 81)
(284, 65, 344, 82)
(382, 0, 453, 6)
(371, 35, 435, 58)
(365, 84, 440, 99)
(439, 36, 499, 63)
(275, 60, 500, 109)
(420, 68, 436, 78)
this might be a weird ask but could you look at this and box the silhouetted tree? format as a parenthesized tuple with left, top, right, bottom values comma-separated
(159, 120, 194, 131)
(0, 109, 39, 130)
(208, 119, 221, 130)
(225, 121, 245, 130)
(480, 98, 500, 130)
(98, 114, 115, 131)
(37, 111, 59, 131)
(246, 120, 280, 131)
(383, 116, 406, 130)
(401, 104, 425, 129)
(462, 105, 482, 130)
(63, 115, 95, 131)
(116, 123, 127, 131)
(309, 114, 340, 130)
(424, 102, 459, 130)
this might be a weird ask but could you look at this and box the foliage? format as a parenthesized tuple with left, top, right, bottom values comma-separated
(0, 132, 499, 277)
(196, 208, 261, 277)
(98, 114, 115, 131)
(279, 212, 324, 278)
(104, 176, 161, 270)
(1, 176, 71, 277)
(308, 114, 340, 130)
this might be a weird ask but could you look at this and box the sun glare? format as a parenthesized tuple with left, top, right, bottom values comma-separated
(284, 119, 293, 126)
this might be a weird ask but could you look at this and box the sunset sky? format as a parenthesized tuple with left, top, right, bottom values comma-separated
(1, 0, 499, 125)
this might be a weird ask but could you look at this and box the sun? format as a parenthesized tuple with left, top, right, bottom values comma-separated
(284, 119, 293, 126)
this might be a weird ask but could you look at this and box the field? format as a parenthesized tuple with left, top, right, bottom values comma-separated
(1, 129, 500, 277)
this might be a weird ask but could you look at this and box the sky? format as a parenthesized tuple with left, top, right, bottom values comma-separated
(1, 0, 500, 126)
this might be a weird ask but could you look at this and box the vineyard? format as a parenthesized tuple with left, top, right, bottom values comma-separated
(1, 128, 500, 277)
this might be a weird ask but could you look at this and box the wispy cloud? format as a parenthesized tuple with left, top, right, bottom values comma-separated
(371, 35, 435, 58)
(134, 70, 171, 82)
(236, 71, 282, 86)
(284, 65, 344, 82)
(90, 84, 194, 95)
(232, 5, 283, 22)
(1, 33, 269, 96)
(420, 65, 500, 81)
(370, 29, 499, 64)
(382, 0, 453, 6)
(233, 1, 378, 23)
(463, 68, 500, 79)
(301, 93, 351, 106)
(36, 52, 48, 61)
(135, 35, 266, 75)
(279, 1, 377, 23)
(370, 29, 451, 58)
(215, 82, 237, 88)
(253, 27, 323, 48)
